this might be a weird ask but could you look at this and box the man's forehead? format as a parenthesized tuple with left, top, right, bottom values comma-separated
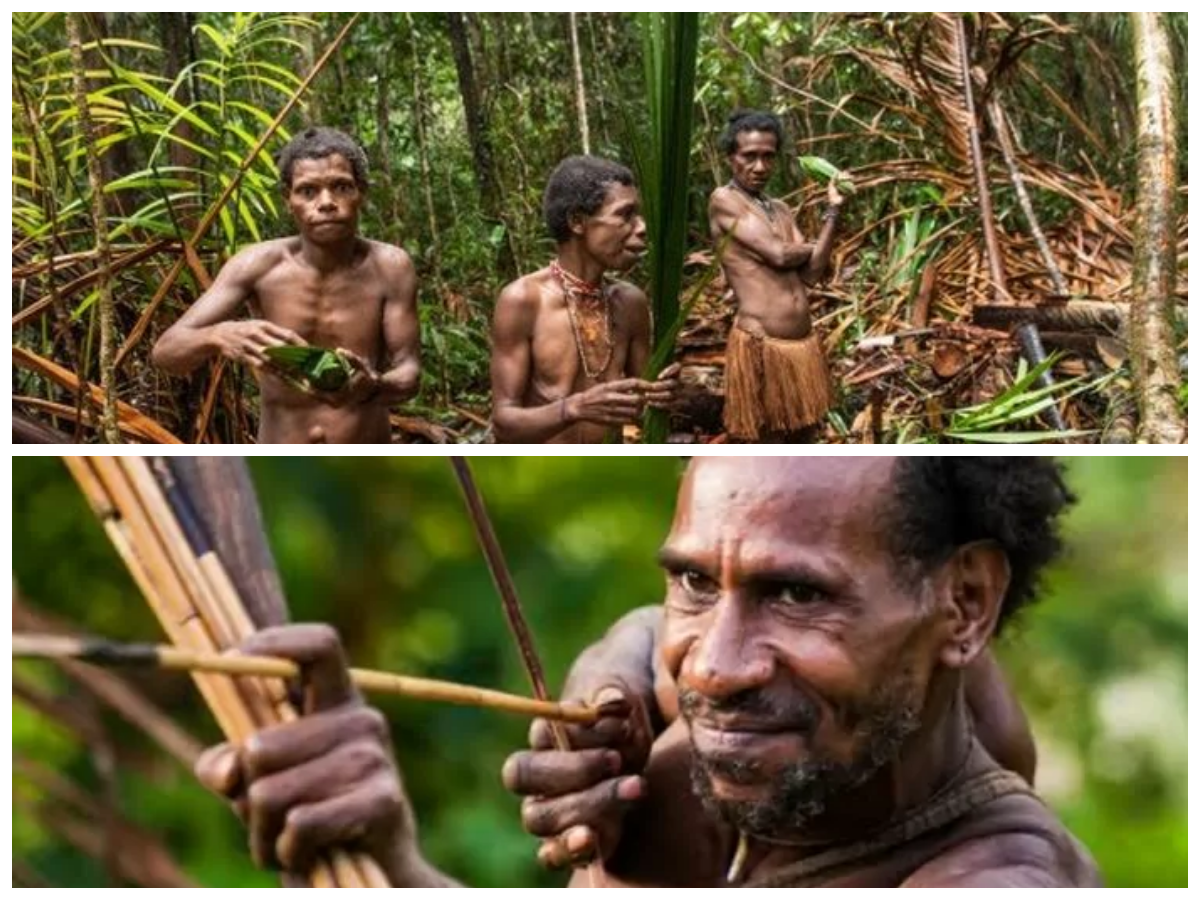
(600, 182, 639, 209)
(291, 154, 355, 180)
(734, 131, 779, 153)
(670, 457, 897, 551)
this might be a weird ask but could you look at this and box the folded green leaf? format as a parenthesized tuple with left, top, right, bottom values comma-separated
(264, 345, 352, 392)
(798, 155, 856, 195)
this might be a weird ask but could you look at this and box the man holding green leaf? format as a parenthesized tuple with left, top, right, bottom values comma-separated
(152, 127, 421, 443)
(709, 110, 845, 442)
(490, 156, 680, 443)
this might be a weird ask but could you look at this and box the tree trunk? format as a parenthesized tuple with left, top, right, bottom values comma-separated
(158, 12, 199, 229)
(446, 11, 514, 280)
(374, 71, 405, 242)
(1128, 12, 1185, 443)
(569, 13, 591, 154)
(67, 13, 120, 444)
(408, 13, 443, 295)
(80, 13, 136, 202)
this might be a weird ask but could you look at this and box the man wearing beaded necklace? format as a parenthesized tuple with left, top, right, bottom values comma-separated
(710, 110, 844, 442)
(490, 156, 680, 443)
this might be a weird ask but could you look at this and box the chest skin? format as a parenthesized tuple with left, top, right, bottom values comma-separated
(247, 243, 393, 442)
(526, 284, 641, 442)
(252, 251, 386, 365)
(711, 188, 814, 339)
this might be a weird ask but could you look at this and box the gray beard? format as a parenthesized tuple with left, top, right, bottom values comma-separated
(686, 678, 923, 838)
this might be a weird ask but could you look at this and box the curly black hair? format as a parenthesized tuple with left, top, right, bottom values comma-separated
(718, 109, 785, 156)
(889, 458, 1076, 633)
(543, 156, 635, 243)
(276, 126, 370, 190)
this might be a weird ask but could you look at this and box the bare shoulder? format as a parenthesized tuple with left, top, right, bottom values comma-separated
(496, 271, 547, 310)
(365, 239, 415, 276)
(708, 185, 736, 214)
(223, 237, 292, 282)
(905, 829, 1101, 887)
(493, 271, 549, 333)
(608, 280, 650, 326)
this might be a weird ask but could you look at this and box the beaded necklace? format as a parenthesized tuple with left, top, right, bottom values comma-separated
(551, 259, 614, 382)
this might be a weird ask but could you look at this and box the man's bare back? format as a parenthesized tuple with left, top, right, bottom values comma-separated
(152, 130, 420, 444)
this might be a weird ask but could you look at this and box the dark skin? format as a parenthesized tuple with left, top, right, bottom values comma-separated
(194, 458, 1094, 887)
(491, 182, 680, 443)
(709, 130, 843, 341)
(152, 154, 420, 443)
(509, 458, 1094, 886)
(508, 605, 1036, 871)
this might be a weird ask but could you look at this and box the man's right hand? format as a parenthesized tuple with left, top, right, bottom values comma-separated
(502, 683, 656, 870)
(564, 379, 658, 427)
(209, 320, 306, 369)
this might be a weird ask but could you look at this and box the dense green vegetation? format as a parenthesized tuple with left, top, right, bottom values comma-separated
(11, 12, 1189, 443)
(12, 456, 1187, 886)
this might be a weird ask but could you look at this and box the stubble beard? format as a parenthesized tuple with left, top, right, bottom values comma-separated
(685, 672, 924, 839)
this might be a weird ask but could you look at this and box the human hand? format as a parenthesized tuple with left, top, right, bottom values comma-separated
(210, 320, 306, 369)
(502, 682, 655, 870)
(565, 379, 652, 426)
(643, 363, 683, 412)
(193, 625, 417, 884)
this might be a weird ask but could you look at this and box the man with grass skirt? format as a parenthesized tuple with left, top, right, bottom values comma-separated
(153, 127, 420, 443)
(710, 110, 843, 442)
(192, 457, 1099, 887)
(490, 156, 680, 443)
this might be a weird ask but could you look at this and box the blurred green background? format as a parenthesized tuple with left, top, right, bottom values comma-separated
(11, 456, 1187, 887)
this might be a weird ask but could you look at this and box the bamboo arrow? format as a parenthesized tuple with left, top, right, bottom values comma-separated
(13, 633, 603, 725)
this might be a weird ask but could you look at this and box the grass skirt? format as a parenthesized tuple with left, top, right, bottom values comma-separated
(724, 326, 832, 440)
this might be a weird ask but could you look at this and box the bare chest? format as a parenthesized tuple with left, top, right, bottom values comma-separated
(529, 296, 635, 395)
(253, 261, 386, 356)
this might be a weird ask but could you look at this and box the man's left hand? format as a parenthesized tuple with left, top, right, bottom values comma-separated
(192, 625, 418, 883)
(827, 180, 845, 208)
(643, 362, 683, 412)
(313, 349, 380, 407)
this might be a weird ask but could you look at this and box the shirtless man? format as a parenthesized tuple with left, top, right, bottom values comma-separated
(152, 127, 420, 443)
(490, 156, 679, 443)
(710, 110, 842, 442)
(192, 457, 1099, 887)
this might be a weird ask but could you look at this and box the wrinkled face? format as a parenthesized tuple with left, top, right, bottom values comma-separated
(286, 155, 363, 243)
(728, 130, 779, 194)
(659, 457, 945, 837)
(573, 182, 647, 272)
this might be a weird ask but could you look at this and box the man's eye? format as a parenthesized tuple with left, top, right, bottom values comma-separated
(778, 584, 824, 605)
(680, 570, 718, 597)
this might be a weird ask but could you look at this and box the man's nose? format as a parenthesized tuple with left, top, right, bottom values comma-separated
(680, 597, 774, 701)
(317, 189, 336, 208)
(633, 216, 647, 239)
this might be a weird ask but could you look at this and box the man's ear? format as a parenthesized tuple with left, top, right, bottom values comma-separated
(568, 211, 587, 238)
(937, 541, 1010, 670)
